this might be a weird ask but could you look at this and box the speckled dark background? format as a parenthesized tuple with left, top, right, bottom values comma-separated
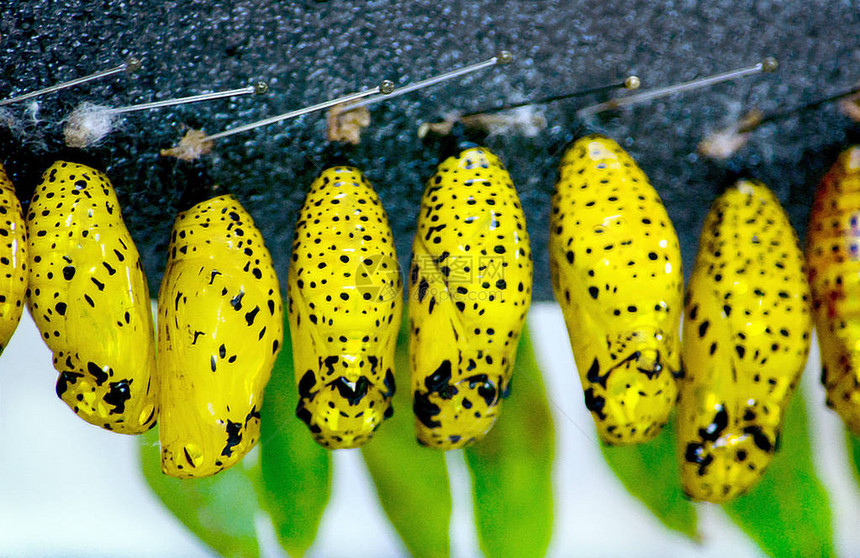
(1, 1, 858, 300)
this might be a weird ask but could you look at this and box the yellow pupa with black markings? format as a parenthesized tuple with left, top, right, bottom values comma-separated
(807, 146, 860, 434)
(288, 166, 402, 449)
(158, 194, 283, 477)
(549, 135, 683, 445)
(680, 180, 811, 503)
(27, 161, 157, 433)
(409, 145, 532, 450)
(0, 163, 27, 357)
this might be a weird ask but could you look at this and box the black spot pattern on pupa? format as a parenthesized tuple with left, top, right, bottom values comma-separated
(158, 194, 283, 478)
(680, 179, 811, 503)
(548, 136, 683, 445)
(410, 146, 531, 450)
(0, 163, 27, 357)
(26, 161, 157, 434)
(287, 167, 401, 450)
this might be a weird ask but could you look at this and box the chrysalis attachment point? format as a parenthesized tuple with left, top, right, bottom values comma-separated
(161, 80, 395, 158)
(160, 129, 214, 161)
(699, 81, 860, 160)
(325, 53, 514, 144)
(841, 92, 860, 122)
(0, 56, 141, 107)
(64, 82, 266, 148)
(417, 106, 548, 139)
(198, 80, 393, 143)
(416, 75, 640, 139)
(698, 109, 763, 160)
(577, 57, 778, 118)
(327, 104, 371, 144)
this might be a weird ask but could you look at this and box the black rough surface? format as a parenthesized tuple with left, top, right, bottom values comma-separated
(1, 1, 858, 301)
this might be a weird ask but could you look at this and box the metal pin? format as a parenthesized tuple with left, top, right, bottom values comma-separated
(105, 81, 268, 115)
(0, 56, 142, 107)
(341, 51, 513, 112)
(463, 75, 640, 118)
(201, 80, 395, 142)
(738, 83, 860, 132)
(578, 57, 778, 118)
(699, 82, 860, 160)
(63, 81, 270, 148)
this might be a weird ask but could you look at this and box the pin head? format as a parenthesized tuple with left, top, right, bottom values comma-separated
(496, 50, 513, 65)
(761, 57, 779, 73)
(379, 80, 395, 95)
(253, 81, 269, 95)
(624, 76, 641, 90)
(125, 56, 142, 73)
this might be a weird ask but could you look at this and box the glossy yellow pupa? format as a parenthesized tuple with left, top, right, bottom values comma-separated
(288, 166, 401, 449)
(0, 162, 27, 356)
(680, 180, 811, 503)
(409, 145, 532, 449)
(807, 146, 860, 434)
(549, 135, 683, 445)
(27, 161, 157, 433)
(158, 194, 283, 477)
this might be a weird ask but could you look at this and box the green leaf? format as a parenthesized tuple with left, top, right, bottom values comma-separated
(139, 427, 261, 558)
(463, 326, 555, 558)
(600, 416, 699, 540)
(849, 431, 860, 484)
(724, 385, 834, 558)
(361, 313, 453, 558)
(258, 314, 332, 558)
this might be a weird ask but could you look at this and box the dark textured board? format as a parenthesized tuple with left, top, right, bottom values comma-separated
(0, 1, 858, 301)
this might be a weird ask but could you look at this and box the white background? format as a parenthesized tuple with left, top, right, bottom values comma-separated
(1, 303, 858, 557)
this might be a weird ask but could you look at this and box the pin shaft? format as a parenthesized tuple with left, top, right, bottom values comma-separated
(464, 77, 638, 118)
(738, 84, 860, 133)
(202, 82, 392, 142)
(344, 52, 511, 112)
(109, 85, 259, 114)
(0, 59, 136, 107)
(578, 59, 775, 118)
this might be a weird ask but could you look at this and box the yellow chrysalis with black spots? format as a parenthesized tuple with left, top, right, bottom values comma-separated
(680, 180, 811, 503)
(409, 145, 532, 450)
(288, 166, 401, 449)
(807, 146, 860, 434)
(549, 135, 683, 445)
(26, 161, 157, 433)
(0, 163, 27, 356)
(158, 194, 282, 477)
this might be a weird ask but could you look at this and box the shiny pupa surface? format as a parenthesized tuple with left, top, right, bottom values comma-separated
(549, 135, 683, 445)
(158, 194, 282, 477)
(0, 163, 27, 357)
(288, 166, 401, 449)
(807, 146, 860, 434)
(680, 180, 811, 503)
(409, 146, 532, 450)
(27, 161, 157, 433)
